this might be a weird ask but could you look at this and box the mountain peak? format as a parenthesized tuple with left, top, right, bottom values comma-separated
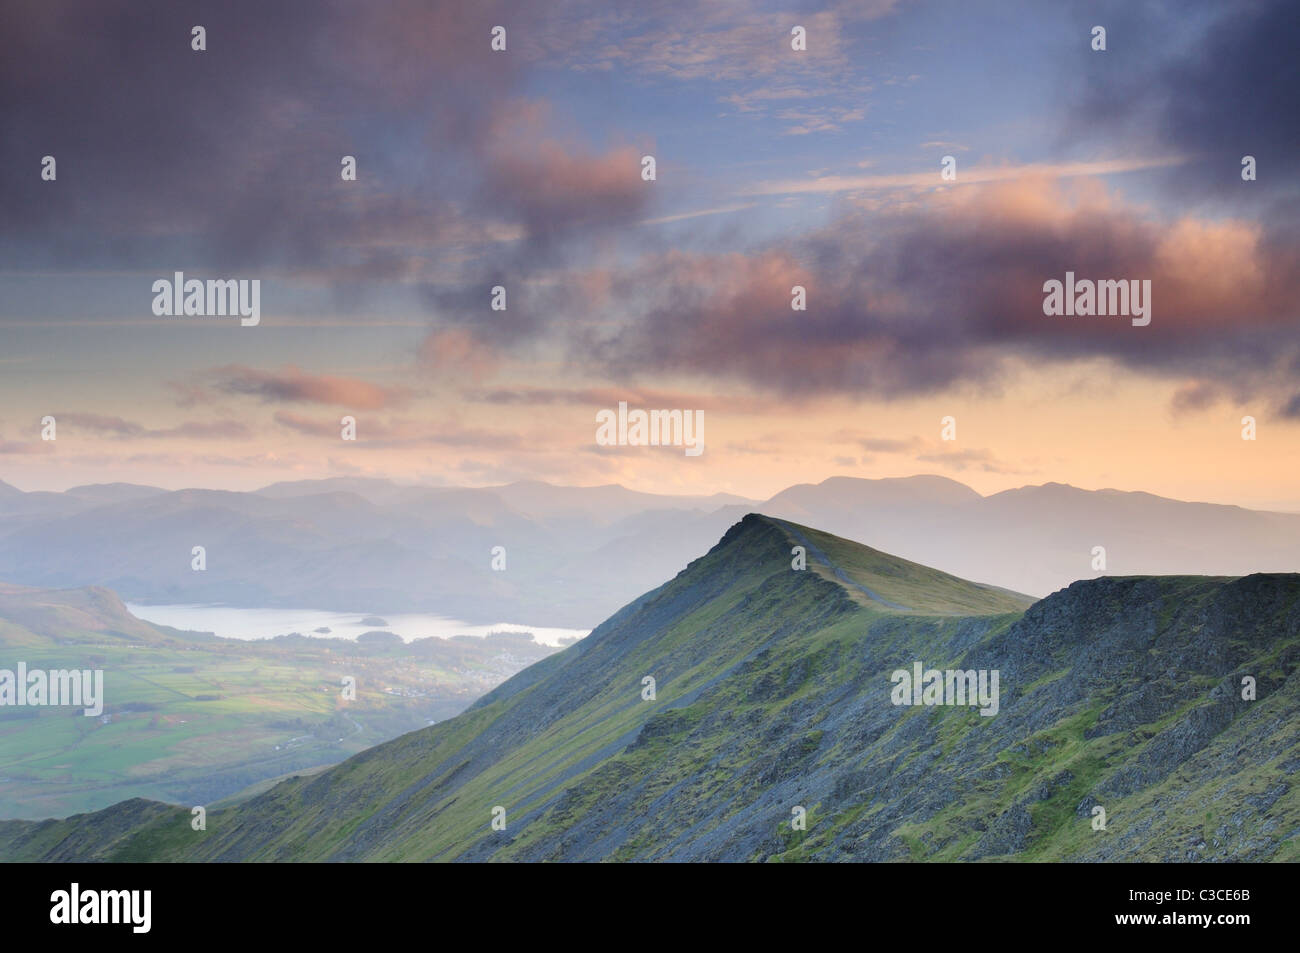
(5, 514, 1297, 863)
(767, 474, 982, 511)
(697, 513, 1031, 616)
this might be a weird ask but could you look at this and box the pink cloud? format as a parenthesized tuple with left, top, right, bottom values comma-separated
(210, 365, 411, 410)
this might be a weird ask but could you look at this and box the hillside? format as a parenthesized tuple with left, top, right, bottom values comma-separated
(2, 514, 1295, 862)
(0, 582, 557, 819)
(0, 581, 171, 645)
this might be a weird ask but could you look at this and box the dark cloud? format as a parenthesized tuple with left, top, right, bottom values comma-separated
(568, 177, 1300, 413)
(478, 101, 651, 248)
(400, 0, 1297, 414)
(0, 0, 646, 287)
(8, 0, 1296, 422)
(1170, 381, 1220, 415)
(1076, 0, 1300, 206)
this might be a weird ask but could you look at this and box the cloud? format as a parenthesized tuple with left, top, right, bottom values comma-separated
(160, 421, 253, 440)
(272, 411, 522, 449)
(209, 366, 411, 410)
(639, 204, 757, 227)
(776, 105, 869, 136)
(464, 385, 773, 413)
(829, 429, 923, 453)
(273, 412, 353, 439)
(1170, 381, 1221, 415)
(1077, 0, 1300, 202)
(0, 0, 734, 294)
(575, 176, 1300, 415)
(745, 156, 1186, 196)
(915, 447, 1022, 475)
(0, 0, 522, 280)
(479, 99, 652, 248)
(858, 437, 923, 454)
(413, 99, 660, 343)
(530, 2, 899, 82)
(168, 381, 216, 408)
(58, 414, 144, 437)
(0, 440, 49, 455)
(57, 413, 252, 440)
(418, 329, 501, 383)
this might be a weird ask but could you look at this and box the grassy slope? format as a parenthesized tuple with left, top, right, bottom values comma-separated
(1, 514, 1295, 862)
(774, 518, 1034, 615)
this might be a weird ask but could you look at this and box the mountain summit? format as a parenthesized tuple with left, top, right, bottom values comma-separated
(1, 515, 1296, 862)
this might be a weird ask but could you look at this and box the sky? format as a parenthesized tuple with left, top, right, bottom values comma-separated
(1, 0, 1298, 508)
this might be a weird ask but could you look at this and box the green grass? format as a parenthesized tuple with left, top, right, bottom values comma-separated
(0, 588, 558, 819)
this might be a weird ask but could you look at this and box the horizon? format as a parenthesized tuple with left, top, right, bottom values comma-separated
(4, 470, 1300, 516)
(3, 0, 1298, 511)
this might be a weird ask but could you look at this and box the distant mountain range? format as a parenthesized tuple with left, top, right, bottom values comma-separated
(0, 474, 1297, 627)
(5, 515, 1294, 860)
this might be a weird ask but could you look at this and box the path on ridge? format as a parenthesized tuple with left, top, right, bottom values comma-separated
(771, 518, 912, 611)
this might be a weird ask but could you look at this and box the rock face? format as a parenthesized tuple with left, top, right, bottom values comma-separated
(2, 514, 1297, 862)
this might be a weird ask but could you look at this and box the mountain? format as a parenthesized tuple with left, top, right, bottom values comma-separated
(0, 474, 1297, 628)
(255, 477, 424, 504)
(0, 581, 169, 644)
(760, 478, 1300, 600)
(488, 480, 754, 523)
(3, 516, 1294, 861)
(255, 477, 754, 521)
(63, 483, 167, 504)
(768, 473, 983, 511)
(0, 478, 756, 626)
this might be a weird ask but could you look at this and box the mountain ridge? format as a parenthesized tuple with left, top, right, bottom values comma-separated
(2, 514, 1294, 862)
(0, 472, 1298, 626)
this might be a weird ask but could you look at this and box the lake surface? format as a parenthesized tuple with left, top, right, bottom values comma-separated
(125, 603, 589, 648)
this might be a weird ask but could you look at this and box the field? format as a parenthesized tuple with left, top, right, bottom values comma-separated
(0, 586, 557, 819)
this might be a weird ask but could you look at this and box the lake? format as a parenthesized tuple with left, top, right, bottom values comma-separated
(125, 603, 589, 648)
